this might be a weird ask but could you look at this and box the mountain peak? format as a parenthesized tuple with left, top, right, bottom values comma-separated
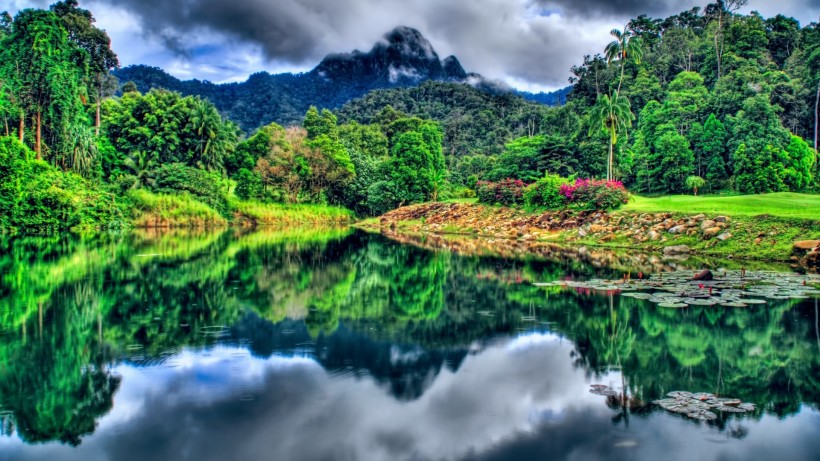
(382, 26, 438, 60)
(311, 26, 465, 85)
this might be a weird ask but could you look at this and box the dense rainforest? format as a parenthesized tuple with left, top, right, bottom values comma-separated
(0, 1, 818, 234)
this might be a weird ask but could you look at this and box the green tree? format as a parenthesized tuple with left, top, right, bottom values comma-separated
(696, 113, 728, 183)
(685, 175, 706, 195)
(3, 9, 88, 160)
(588, 91, 635, 181)
(187, 98, 235, 172)
(50, 0, 119, 136)
(605, 26, 643, 94)
(654, 131, 694, 193)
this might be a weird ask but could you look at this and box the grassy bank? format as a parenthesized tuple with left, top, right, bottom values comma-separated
(233, 201, 354, 227)
(623, 192, 820, 219)
(125, 189, 228, 228)
(124, 190, 353, 229)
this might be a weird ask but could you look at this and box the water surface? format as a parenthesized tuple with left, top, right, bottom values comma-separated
(0, 229, 818, 461)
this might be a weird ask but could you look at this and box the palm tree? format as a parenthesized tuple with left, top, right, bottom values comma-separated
(123, 150, 157, 189)
(605, 26, 643, 94)
(588, 91, 635, 181)
(187, 98, 224, 172)
(69, 125, 97, 178)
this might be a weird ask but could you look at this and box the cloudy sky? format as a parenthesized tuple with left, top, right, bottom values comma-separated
(3, 0, 820, 92)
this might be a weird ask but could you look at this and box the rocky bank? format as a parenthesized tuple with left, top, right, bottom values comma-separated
(363, 202, 820, 270)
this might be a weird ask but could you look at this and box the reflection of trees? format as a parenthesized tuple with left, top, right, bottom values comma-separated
(0, 282, 120, 446)
(1, 228, 819, 445)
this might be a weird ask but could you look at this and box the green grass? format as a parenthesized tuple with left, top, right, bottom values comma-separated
(126, 189, 227, 227)
(443, 197, 479, 204)
(623, 192, 820, 220)
(233, 200, 353, 227)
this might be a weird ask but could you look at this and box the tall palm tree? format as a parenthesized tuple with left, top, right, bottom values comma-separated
(588, 91, 635, 181)
(187, 98, 224, 171)
(605, 27, 643, 94)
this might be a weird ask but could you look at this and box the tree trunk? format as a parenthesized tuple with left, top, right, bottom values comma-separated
(18, 113, 24, 143)
(35, 109, 41, 160)
(694, 186, 698, 196)
(608, 134, 614, 181)
(814, 79, 819, 158)
(96, 99, 101, 137)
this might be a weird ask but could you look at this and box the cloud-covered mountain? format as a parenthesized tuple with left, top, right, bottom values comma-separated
(114, 26, 568, 132)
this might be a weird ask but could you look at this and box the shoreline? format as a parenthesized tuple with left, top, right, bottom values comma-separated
(356, 202, 820, 271)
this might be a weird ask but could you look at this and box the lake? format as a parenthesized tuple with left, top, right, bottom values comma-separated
(0, 228, 818, 461)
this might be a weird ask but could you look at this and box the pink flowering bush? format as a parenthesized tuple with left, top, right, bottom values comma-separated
(559, 179, 630, 210)
(475, 179, 527, 206)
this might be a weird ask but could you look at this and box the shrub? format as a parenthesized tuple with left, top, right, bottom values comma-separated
(0, 137, 120, 233)
(523, 174, 569, 208)
(475, 181, 496, 203)
(235, 168, 263, 200)
(476, 179, 527, 206)
(559, 179, 629, 210)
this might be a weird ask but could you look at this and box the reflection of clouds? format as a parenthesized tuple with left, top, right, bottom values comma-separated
(4, 335, 820, 461)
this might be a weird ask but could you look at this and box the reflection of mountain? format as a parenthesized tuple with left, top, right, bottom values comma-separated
(232, 314, 468, 400)
(0, 228, 819, 448)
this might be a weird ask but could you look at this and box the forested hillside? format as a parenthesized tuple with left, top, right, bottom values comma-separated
(114, 27, 568, 132)
(557, 5, 819, 194)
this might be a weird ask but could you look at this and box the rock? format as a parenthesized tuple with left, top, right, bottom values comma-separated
(714, 216, 730, 223)
(648, 230, 661, 241)
(793, 240, 820, 252)
(669, 225, 687, 234)
(701, 220, 716, 230)
(692, 214, 706, 221)
(664, 245, 691, 255)
(716, 233, 732, 241)
(754, 237, 762, 245)
(692, 270, 714, 281)
(590, 224, 605, 233)
(578, 228, 588, 237)
(703, 227, 721, 238)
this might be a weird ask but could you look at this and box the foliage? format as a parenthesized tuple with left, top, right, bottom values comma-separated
(0, 136, 119, 232)
(151, 163, 233, 218)
(685, 175, 706, 195)
(234, 168, 263, 201)
(559, 178, 630, 210)
(101, 89, 237, 172)
(475, 179, 527, 206)
(523, 173, 570, 208)
(254, 126, 353, 204)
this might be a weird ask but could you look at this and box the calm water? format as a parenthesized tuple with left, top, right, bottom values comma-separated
(0, 228, 818, 461)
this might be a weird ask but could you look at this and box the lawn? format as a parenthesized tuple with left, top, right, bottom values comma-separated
(623, 192, 820, 220)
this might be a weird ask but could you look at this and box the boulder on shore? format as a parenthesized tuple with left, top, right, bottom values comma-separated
(793, 240, 820, 252)
(692, 270, 713, 281)
(664, 245, 691, 255)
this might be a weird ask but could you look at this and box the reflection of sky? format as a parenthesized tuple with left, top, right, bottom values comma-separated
(1, 333, 819, 461)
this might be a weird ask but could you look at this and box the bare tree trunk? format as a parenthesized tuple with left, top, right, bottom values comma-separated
(18, 113, 24, 143)
(3, 118, 8, 137)
(35, 109, 41, 160)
